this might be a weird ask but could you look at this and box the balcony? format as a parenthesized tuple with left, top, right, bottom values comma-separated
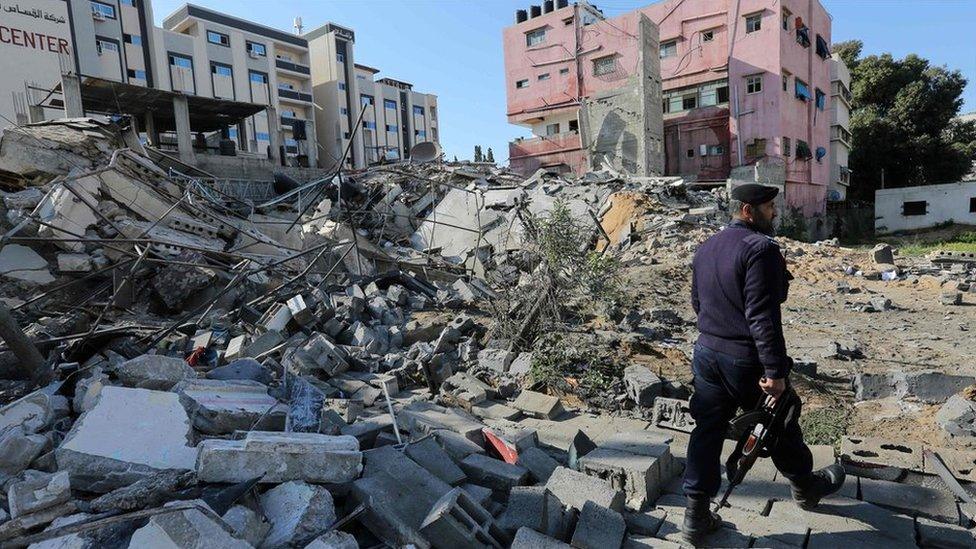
(275, 58, 310, 75)
(277, 88, 313, 103)
(509, 131, 585, 176)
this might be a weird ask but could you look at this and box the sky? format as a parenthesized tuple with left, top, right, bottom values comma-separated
(151, 0, 976, 164)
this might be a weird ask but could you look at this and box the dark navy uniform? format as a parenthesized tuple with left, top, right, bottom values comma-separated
(683, 219, 813, 499)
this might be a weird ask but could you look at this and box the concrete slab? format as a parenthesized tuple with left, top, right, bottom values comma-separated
(260, 481, 336, 548)
(7, 471, 70, 518)
(175, 378, 285, 434)
(545, 466, 624, 512)
(714, 503, 809, 548)
(196, 431, 362, 484)
(767, 497, 916, 549)
(512, 391, 563, 420)
(405, 436, 467, 486)
(517, 446, 559, 483)
(578, 446, 670, 510)
(127, 500, 249, 549)
(0, 244, 55, 285)
(571, 500, 625, 549)
(401, 401, 485, 445)
(859, 477, 959, 522)
(496, 486, 564, 538)
(653, 495, 752, 548)
(221, 504, 270, 547)
(114, 354, 195, 391)
(917, 516, 976, 548)
(459, 454, 528, 492)
(624, 508, 668, 536)
(56, 386, 196, 493)
(305, 530, 359, 549)
(510, 526, 571, 549)
(840, 436, 923, 471)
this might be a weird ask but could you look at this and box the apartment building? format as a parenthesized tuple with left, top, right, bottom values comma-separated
(829, 53, 852, 201)
(306, 23, 439, 171)
(503, 0, 833, 216)
(160, 4, 317, 166)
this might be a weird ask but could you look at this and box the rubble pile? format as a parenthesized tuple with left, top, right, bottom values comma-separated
(0, 117, 972, 548)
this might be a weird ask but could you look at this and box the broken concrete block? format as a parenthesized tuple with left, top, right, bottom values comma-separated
(441, 371, 491, 406)
(420, 487, 510, 548)
(322, 398, 364, 424)
(936, 393, 976, 439)
(496, 486, 565, 538)
(855, 370, 976, 404)
(114, 354, 195, 391)
(242, 330, 285, 359)
(56, 253, 92, 272)
(284, 333, 349, 377)
(175, 378, 285, 434)
(0, 502, 76, 540)
(568, 429, 598, 470)
(624, 508, 668, 536)
(287, 294, 313, 326)
(871, 243, 894, 265)
(472, 400, 522, 421)
(401, 401, 486, 445)
(0, 390, 65, 435)
(260, 481, 336, 548)
(511, 526, 571, 548)
(459, 453, 528, 492)
(517, 446, 559, 483)
(7, 470, 70, 518)
(0, 430, 49, 481)
(0, 244, 55, 285)
(431, 429, 486, 462)
(512, 390, 563, 420)
(652, 397, 696, 433)
(941, 291, 963, 306)
(477, 348, 516, 373)
(840, 436, 923, 471)
(859, 477, 959, 523)
(305, 530, 359, 548)
(571, 500, 626, 549)
(623, 365, 663, 407)
(221, 504, 270, 547)
(196, 431, 362, 484)
(208, 358, 273, 385)
(545, 466, 625, 512)
(128, 500, 250, 548)
(405, 436, 467, 486)
(509, 352, 533, 376)
(917, 515, 976, 548)
(56, 386, 196, 492)
(578, 443, 672, 509)
(224, 335, 247, 362)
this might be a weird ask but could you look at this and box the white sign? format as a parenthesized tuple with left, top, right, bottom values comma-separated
(0, 0, 72, 126)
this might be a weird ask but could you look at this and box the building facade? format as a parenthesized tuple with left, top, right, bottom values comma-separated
(503, 0, 833, 216)
(306, 22, 439, 172)
(829, 53, 851, 201)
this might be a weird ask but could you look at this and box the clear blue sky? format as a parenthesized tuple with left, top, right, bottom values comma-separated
(151, 0, 975, 164)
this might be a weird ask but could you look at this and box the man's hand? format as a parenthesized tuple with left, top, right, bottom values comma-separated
(759, 377, 786, 398)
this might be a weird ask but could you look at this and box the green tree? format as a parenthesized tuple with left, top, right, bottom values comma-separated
(840, 42, 976, 200)
(486, 147, 495, 163)
(474, 145, 483, 162)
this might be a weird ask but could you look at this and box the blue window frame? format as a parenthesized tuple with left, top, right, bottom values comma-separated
(246, 41, 266, 56)
(413, 105, 425, 115)
(360, 95, 374, 106)
(363, 121, 376, 129)
(228, 128, 238, 138)
(416, 130, 427, 138)
(126, 69, 147, 80)
(207, 31, 229, 47)
(90, 1, 116, 19)
(386, 124, 398, 132)
(285, 138, 298, 146)
(250, 71, 268, 84)
(338, 82, 346, 90)
(120, 0, 136, 5)
(815, 88, 826, 110)
(256, 132, 270, 141)
(384, 99, 397, 109)
(212, 64, 232, 77)
(794, 79, 811, 101)
(169, 54, 192, 69)
(123, 34, 141, 45)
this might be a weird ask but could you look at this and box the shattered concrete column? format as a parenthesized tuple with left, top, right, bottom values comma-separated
(144, 110, 159, 147)
(60, 73, 84, 118)
(173, 95, 195, 164)
(305, 119, 318, 167)
(266, 105, 281, 166)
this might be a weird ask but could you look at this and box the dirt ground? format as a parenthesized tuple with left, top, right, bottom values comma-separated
(619, 236, 976, 451)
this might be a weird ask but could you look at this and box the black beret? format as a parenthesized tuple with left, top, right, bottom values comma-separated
(731, 184, 779, 205)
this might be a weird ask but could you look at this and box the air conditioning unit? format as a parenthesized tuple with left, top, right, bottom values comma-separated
(92, 11, 105, 21)
(248, 51, 260, 59)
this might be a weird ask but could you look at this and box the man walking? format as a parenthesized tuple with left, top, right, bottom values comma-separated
(681, 184, 845, 546)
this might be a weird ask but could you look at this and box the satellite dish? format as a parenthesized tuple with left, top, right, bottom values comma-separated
(410, 141, 441, 163)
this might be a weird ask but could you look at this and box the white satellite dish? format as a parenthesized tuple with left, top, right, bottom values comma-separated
(410, 141, 441, 163)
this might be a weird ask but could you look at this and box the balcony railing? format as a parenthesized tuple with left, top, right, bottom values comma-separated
(277, 88, 313, 103)
(510, 131, 581, 160)
(275, 58, 310, 75)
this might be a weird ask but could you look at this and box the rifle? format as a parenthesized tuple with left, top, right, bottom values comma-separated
(714, 381, 800, 512)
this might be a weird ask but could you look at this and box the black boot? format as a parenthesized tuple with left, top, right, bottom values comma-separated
(681, 496, 722, 547)
(790, 463, 846, 510)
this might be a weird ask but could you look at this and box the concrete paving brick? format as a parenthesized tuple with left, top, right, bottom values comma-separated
(459, 454, 528, 492)
(653, 500, 752, 548)
(461, 482, 493, 507)
(545, 466, 624, 512)
(517, 446, 559, 483)
(405, 437, 467, 486)
(512, 390, 564, 420)
(471, 400, 522, 421)
(419, 487, 510, 549)
(571, 500, 625, 549)
(578, 446, 668, 510)
(624, 508, 668, 536)
(496, 486, 564, 538)
(401, 401, 486, 445)
(924, 446, 976, 483)
(715, 503, 809, 548)
(768, 497, 916, 549)
(623, 535, 682, 548)
(859, 477, 959, 523)
(430, 429, 486, 461)
(511, 526, 571, 549)
(840, 436, 923, 471)
(917, 516, 976, 548)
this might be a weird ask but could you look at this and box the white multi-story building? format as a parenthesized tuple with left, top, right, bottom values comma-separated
(829, 53, 852, 200)
(306, 22, 439, 171)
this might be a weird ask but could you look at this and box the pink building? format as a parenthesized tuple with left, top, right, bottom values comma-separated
(504, 0, 833, 216)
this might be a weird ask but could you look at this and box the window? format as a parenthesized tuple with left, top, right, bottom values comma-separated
(207, 30, 229, 47)
(782, 9, 791, 31)
(702, 30, 714, 42)
(538, 73, 550, 81)
(363, 121, 376, 129)
(783, 137, 792, 156)
(969, 197, 976, 213)
(815, 88, 826, 110)
(169, 53, 191, 69)
(717, 85, 729, 103)
(386, 124, 398, 132)
(120, 0, 136, 5)
(360, 95, 374, 106)
(682, 94, 697, 110)
(281, 110, 297, 118)
(126, 69, 147, 80)
(796, 139, 812, 159)
(746, 74, 763, 94)
(384, 99, 397, 109)
(708, 145, 724, 156)
(700, 87, 717, 107)
(343, 132, 351, 139)
(569, 120, 579, 132)
(338, 82, 346, 90)
(337, 53, 345, 63)
(526, 28, 546, 47)
(795, 78, 811, 101)
(546, 123, 560, 136)
(413, 105, 425, 115)
(686, 148, 695, 158)
(211, 64, 232, 77)
(782, 71, 790, 92)
(593, 55, 615, 76)
(559, 68, 570, 76)
(815, 34, 829, 59)
(516, 79, 529, 89)
(277, 82, 295, 90)
(228, 128, 237, 138)
(902, 201, 926, 216)
(745, 138, 767, 157)
(416, 130, 427, 138)
(430, 106, 436, 119)
(256, 132, 270, 141)
(340, 107, 348, 115)
(745, 13, 762, 33)
(96, 39, 118, 55)
(796, 25, 810, 48)
(246, 41, 266, 57)
(660, 40, 677, 58)
(90, 1, 116, 19)
(249, 71, 267, 83)
(123, 34, 141, 45)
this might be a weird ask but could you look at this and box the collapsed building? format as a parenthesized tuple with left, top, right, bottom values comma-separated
(0, 115, 972, 549)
